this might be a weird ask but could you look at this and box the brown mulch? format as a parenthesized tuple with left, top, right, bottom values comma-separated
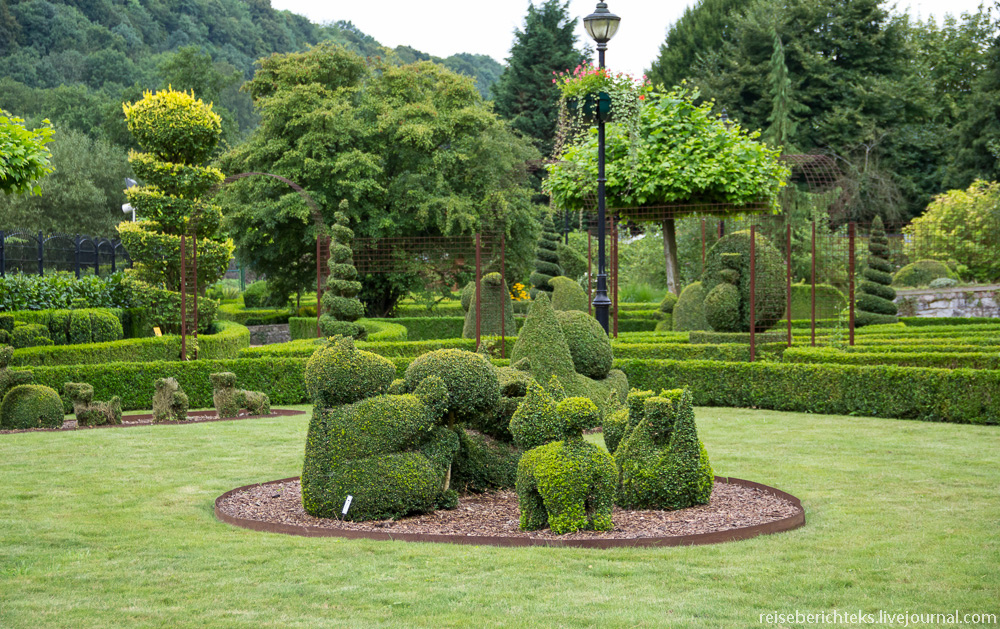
(0, 408, 306, 435)
(217, 479, 801, 540)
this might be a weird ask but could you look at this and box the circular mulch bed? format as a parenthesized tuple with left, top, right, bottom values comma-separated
(215, 476, 804, 548)
(0, 409, 306, 435)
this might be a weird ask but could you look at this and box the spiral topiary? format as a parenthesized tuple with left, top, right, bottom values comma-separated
(857, 216, 899, 327)
(701, 230, 786, 333)
(319, 209, 367, 339)
(529, 214, 563, 299)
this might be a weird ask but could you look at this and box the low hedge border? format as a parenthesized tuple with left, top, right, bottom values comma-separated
(217, 303, 292, 326)
(198, 321, 251, 360)
(784, 347, 1000, 370)
(899, 317, 999, 327)
(613, 343, 751, 361)
(288, 318, 409, 342)
(690, 331, 789, 345)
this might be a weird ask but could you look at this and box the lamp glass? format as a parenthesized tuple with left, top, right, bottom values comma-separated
(584, 17, 620, 44)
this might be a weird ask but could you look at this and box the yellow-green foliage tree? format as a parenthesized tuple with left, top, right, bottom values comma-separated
(0, 109, 53, 196)
(118, 88, 234, 293)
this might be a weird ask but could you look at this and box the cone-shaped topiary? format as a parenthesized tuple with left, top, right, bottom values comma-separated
(320, 210, 367, 339)
(529, 214, 563, 298)
(462, 272, 516, 339)
(516, 397, 617, 534)
(701, 230, 786, 333)
(0, 384, 64, 429)
(615, 388, 714, 510)
(856, 216, 899, 327)
(549, 276, 589, 312)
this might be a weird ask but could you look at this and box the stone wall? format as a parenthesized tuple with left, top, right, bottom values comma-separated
(894, 285, 1000, 318)
(247, 324, 290, 345)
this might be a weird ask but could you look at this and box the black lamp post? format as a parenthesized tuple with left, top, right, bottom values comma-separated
(583, 2, 621, 334)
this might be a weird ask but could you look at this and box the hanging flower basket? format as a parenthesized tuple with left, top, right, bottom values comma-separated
(566, 91, 613, 124)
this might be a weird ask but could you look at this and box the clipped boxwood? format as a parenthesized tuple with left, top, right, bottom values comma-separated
(10, 335, 185, 367)
(403, 349, 501, 424)
(555, 310, 613, 379)
(892, 259, 958, 288)
(672, 282, 709, 332)
(689, 331, 787, 345)
(783, 347, 1000, 370)
(789, 283, 846, 320)
(198, 320, 251, 360)
(305, 337, 396, 407)
(217, 302, 291, 326)
(0, 384, 64, 429)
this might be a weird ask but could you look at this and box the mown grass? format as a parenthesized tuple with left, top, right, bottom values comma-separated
(1, 405, 997, 628)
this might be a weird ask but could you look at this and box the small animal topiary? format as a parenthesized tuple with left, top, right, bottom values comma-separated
(659, 292, 678, 314)
(615, 388, 714, 510)
(0, 384, 64, 430)
(509, 378, 563, 451)
(701, 230, 786, 332)
(152, 377, 189, 422)
(555, 310, 612, 379)
(64, 383, 122, 426)
(516, 397, 618, 534)
(319, 209, 367, 340)
(403, 348, 501, 428)
(210, 372, 270, 418)
(549, 276, 589, 312)
(462, 272, 516, 339)
(304, 336, 395, 407)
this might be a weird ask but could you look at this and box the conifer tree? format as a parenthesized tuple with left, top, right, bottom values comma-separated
(319, 209, 366, 339)
(855, 216, 899, 327)
(763, 32, 805, 151)
(493, 0, 588, 156)
(529, 214, 563, 298)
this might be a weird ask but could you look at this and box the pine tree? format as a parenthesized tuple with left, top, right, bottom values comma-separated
(529, 214, 564, 298)
(647, 0, 750, 89)
(319, 208, 366, 339)
(492, 0, 588, 156)
(855, 216, 898, 327)
(763, 31, 805, 151)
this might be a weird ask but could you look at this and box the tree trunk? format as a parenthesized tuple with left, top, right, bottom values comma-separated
(662, 218, 681, 295)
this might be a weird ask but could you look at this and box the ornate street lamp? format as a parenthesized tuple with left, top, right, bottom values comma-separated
(583, 2, 621, 333)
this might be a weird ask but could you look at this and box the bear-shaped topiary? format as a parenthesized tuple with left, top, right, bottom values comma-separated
(701, 230, 786, 333)
(0, 384, 64, 430)
(462, 272, 516, 340)
(210, 372, 270, 418)
(304, 336, 396, 407)
(402, 349, 501, 428)
(64, 383, 122, 426)
(319, 210, 367, 340)
(615, 388, 714, 510)
(549, 276, 589, 312)
(516, 397, 618, 534)
(301, 374, 460, 521)
(152, 377, 189, 422)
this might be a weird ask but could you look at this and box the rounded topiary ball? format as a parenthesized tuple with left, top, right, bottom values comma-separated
(701, 230, 786, 332)
(0, 384, 64, 430)
(122, 88, 223, 164)
(892, 259, 956, 288)
(555, 310, 612, 379)
(672, 281, 709, 332)
(305, 337, 395, 407)
(704, 282, 741, 332)
(403, 349, 500, 422)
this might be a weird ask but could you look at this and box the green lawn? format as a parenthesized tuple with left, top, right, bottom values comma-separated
(1, 406, 997, 628)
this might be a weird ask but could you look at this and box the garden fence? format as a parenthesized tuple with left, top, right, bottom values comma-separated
(0, 230, 130, 278)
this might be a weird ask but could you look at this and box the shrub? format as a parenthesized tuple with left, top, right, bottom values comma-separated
(63, 382, 121, 426)
(198, 321, 251, 360)
(217, 302, 290, 326)
(242, 280, 289, 309)
(516, 397, 617, 534)
(659, 292, 678, 314)
(9, 335, 185, 367)
(854, 216, 899, 327)
(616, 388, 714, 510)
(688, 330, 787, 345)
(511, 293, 577, 384)
(672, 282, 709, 331)
(301, 376, 458, 521)
(702, 230, 786, 332)
(549, 276, 589, 312)
(789, 283, 847, 320)
(304, 336, 395, 407)
(557, 240, 588, 281)
(210, 372, 270, 417)
(783, 347, 1000, 370)
(556, 310, 612, 379)
(451, 428, 520, 493)
(892, 259, 958, 288)
(289, 317, 319, 341)
(0, 346, 33, 401)
(152, 377, 188, 422)
(0, 384, 63, 429)
(462, 272, 516, 339)
(319, 211, 366, 340)
(509, 379, 563, 450)
(529, 214, 563, 298)
(11, 323, 51, 349)
(123, 88, 222, 163)
(928, 277, 959, 288)
(402, 349, 501, 425)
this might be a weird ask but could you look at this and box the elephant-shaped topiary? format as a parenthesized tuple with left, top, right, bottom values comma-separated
(516, 397, 617, 534)
(210, 372, 270, 418)
(64, 383, 122, 426)
(152, 377, 189, 422)
(615, 388, 714, 510)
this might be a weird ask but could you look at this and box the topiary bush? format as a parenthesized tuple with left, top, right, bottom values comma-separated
(856, 216, 899, 327)
(509, 378, 563, 450)
(549, 276, 589, 312)
(210, 372, 270, 418)
(462, 272, 516, 339)
(615, 388, 714, 510)
(304, 336, 395, 407)
(557, 240, 588, 281)
(0, 345, 33, 403)
(529, 214, 563, 298)
(701, 230, 786, 332)
(11, 323, 51, 349)
(320, 211, 367, 340)
(63, 382, 122, 426)
(892, 259, 958, 288)
(516, 397, 617, 534)
(0, 384, 64, 429)
(402, 349, 501, 426)
(672, 281, 709, 331)
(242, 280, 289, 309)
(450, 428, 521, 493)
(301, 375, 459, 521)
(659, 292, 678, 314)
(152, 377, 189, 422)
(555, 310, 612, 379)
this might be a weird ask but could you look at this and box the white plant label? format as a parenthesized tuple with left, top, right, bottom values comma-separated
(342, 495, 353, 515)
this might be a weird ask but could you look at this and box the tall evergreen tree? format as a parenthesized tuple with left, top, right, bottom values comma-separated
(493, 0, 588, 156)
(762, 32, 805, 151)
(647, 0, 750, 89)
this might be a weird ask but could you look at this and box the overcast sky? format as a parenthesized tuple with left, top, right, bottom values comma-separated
(272, 0, 991, 79)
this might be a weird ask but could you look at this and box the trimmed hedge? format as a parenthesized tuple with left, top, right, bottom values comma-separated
(198, 321, 251, 360)
(217, 302, 291, 326)
(899, 317, 999, 327)
(289, 318, 409, 342)
(613, 343, 751, 361)
(3, 308, 125, 345)
(619, 359, 1000, 425)
(784, 347, 1000, 370)
(689, 331, 788, 345)
(395, 303, 465, 318)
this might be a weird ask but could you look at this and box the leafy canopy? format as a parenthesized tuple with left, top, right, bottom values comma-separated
(0, 109, 53, 196)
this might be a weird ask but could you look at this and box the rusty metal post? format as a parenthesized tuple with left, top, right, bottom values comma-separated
(786, 223, 792, 347)
(180, 234, 187, 361)
(612, 214, 618, 338)
(811, 221, 817, 347)
(500, 232, 506, 359)
(316, 233, 322, 338)
(475, 233, 481, 351)
(587, 231, 592, 316)
(192, 235, 198, 355)
(750, 225, 757, 362)
(849, 222, 856, 346)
